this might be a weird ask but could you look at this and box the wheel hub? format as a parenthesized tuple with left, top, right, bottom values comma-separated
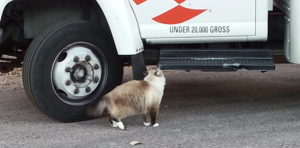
(70, 63, 90, 85)
(72, 65, 86, 81)
(52, 45, 102, 100)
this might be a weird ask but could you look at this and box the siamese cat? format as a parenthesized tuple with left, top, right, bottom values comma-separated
(88, 68, 166, 130)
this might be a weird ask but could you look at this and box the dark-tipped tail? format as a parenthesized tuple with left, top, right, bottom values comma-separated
(86, 99, 107, 118)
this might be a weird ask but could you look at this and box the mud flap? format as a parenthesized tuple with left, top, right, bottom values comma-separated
(131, 52, 147, 80)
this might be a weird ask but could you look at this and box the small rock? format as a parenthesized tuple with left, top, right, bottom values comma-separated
(129, 141, 142, 146)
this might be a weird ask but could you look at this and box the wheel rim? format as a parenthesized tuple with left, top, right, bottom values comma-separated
(52, 42, 102, 101)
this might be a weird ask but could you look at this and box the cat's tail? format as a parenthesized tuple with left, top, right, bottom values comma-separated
(86, 98, 107, 118)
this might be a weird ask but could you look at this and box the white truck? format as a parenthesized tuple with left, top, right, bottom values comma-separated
(0, 0, 298, 122)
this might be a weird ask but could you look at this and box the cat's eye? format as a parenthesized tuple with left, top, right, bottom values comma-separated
(154, 71, 161, 76)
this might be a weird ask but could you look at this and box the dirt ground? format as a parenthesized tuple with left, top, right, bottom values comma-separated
(0, 68, 23, 91)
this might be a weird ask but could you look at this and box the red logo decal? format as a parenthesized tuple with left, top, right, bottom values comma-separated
(133, 0, 207, 25)
(175, 0, 186, 4)
(133, 0, 147, 5)
(153, 5, 206, 25)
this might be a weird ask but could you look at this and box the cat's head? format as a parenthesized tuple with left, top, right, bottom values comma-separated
(144, 68, 164, 77)
(144, 68, 165, 84)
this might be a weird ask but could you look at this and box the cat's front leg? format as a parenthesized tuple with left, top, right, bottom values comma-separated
(143, 113, 151, 126)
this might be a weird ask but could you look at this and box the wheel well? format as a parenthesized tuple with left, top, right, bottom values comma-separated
(0, 0, 112, 73)
(2, 0, 110, 39)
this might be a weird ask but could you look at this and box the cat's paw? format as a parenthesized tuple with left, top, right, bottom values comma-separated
(153, 123, 159, 127)
(117, 122, 125, 130)
(111, 121, 118, 128)
(112, 121, 125, 130)
(143, 122, 151, 126)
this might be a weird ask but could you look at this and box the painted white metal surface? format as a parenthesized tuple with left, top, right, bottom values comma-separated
(283, 0, 300, 64)
(0, 0, 12, 21)
(129, 0, 268, 43)
(268, 0, 273, 10)
(147, 36, 248, 44)
(0, 0, 283, 55)
(53, 46, 102, 100)
(95, 0, 144, 55)
(248, 0, 269, 42)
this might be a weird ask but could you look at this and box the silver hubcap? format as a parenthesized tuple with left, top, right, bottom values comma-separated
(52, 45, 102, 100)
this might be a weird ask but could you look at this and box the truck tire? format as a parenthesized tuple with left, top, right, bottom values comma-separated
(23, 21, 123, 122)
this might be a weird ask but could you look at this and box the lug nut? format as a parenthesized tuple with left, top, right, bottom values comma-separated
(85, 55, 91, 62)
(65, 80, 71, 86)
(73, 56, 80, 62)
(93, 77, 100, 83)
(74, 88, 80, 94)
(94, 64, 100, 70)
(85, 87, 91, 93)
(65, 67, 72, 73)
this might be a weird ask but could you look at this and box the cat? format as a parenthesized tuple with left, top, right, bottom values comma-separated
(87, 68, 166, 130)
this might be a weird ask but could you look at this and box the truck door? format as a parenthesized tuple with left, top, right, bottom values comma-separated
(129, 0, 256, 40)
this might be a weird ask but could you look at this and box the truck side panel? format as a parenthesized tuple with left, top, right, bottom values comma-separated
(129, 0, 268, 44)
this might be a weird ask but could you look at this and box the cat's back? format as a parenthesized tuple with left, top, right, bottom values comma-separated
(108, 80, 150, 96)
(104, 80, 151, 109)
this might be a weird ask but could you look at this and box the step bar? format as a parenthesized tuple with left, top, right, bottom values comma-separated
(158, 49, 275, 71)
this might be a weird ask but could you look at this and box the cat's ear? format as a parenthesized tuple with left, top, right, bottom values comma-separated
(143, 70, 149, 76)
(157, 65, 162, 70)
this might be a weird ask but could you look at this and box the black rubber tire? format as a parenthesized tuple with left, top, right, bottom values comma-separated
(22, 21, 123, 122)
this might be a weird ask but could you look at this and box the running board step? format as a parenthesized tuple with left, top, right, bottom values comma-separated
(158, 49, 275, 71)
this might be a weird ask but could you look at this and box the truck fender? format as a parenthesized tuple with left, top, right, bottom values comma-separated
(95, 0, 144, 55)
(0, 0, 12, 21)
